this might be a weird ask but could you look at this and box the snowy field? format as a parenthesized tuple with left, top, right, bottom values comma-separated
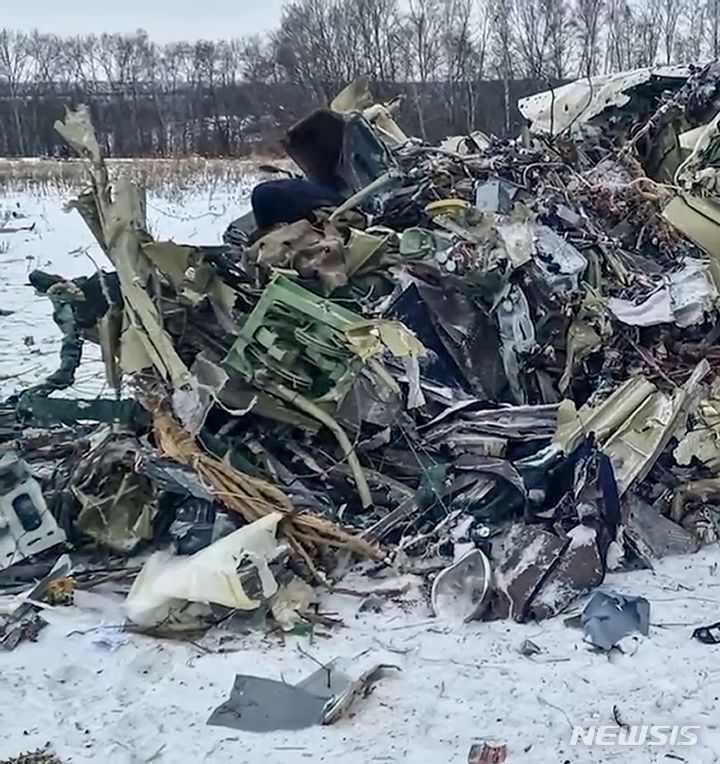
(2, 169, 720, 764)
(0, 163, 257, 398)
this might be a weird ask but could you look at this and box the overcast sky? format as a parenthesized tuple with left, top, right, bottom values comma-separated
(12, 0, 286, 41)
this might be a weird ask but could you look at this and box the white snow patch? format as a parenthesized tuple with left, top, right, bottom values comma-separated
(567, 523, 597, 546)
(2, 550, 720, 762)
(0, 180, 253, 399)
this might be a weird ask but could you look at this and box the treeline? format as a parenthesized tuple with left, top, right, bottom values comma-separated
(0, 0, 712, 157)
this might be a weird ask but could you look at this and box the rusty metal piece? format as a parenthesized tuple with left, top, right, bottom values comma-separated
(468, 742, 508, 763)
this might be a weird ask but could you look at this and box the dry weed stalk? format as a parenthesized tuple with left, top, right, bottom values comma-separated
(152, 408, 385, 577)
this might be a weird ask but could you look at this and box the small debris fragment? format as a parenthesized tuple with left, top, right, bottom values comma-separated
(581, 591, 650, 651)
(519, 639, 542, 657)
(468, 741, 507, 763)
(692, 620, 720, 644)
(358, 594, 385, 614)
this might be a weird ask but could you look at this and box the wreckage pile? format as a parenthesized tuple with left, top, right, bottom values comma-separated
(5, 64, 720, 651)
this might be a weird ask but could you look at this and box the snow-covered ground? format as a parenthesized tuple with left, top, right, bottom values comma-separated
(4, 552, 720, 764)
(0, 174, 256, 398)
(3, 176, 720, 764)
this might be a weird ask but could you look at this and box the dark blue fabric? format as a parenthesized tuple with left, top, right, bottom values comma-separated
(251, 178, 345, 229)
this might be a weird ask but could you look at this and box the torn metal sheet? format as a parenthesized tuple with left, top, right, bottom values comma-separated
(497, 220, 534, 269)
(0, 556, 72, 650)
(468, 742, 507, 764)
(489, 522, 603, 622)
(553, 376, 658, 455)
(223, 209, 256, 249)
(55, 108, 200, 427)
(425, 402, 559, 445)
(15, 394, 147, 429)
(624, 495, 700, 564)
(663, 194, 720, 260)
(450, 455, 528, 521)
(603, 360, 709, 495)
(497, 285, 537, 403)
(207, 655, 389, 731)
(518, 66, 690, 135)
(559, 316, 604, 394)
(298, 657, 391, 725)
(676, 107, 720, 193)
(207, 675, 328, 731)
(284, 104, 397, 198)
(389, 280, 506, 399)
(142, 241, 237, 317)
(475, 179, 520, 215)
(692, 621, 720, 644)
(675, 376, 720, 470)
(346, 228, 391, 275)
(440, 132, 491, 155)
(608, 259, 718, 327)
(169, 500, 228, 556)
(581, 590, 650, 651)
(532, 225, 587, 296)
(331, 78, 408, 148)
(549, 436, 621, 556)
(1, 610, 47, 651)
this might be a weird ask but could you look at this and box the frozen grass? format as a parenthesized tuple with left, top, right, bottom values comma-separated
(0, 157, 268, 194)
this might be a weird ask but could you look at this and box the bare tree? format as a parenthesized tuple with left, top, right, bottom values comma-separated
(347, 0, 401, 82)
(405, 0, 446, 138)
(439, 0, 479, 131)
(545, 0, 574, 78)
(660, 0, 685, 63)
(575, 0, 605, 76)
(489, 0, 516, 132)
(674, 1, 707, 60)
(514, 0, 551, 77)
(605, 0, 633, 71)
(0, 29, 30, 154)
(12, 2, 704, 160)
(708, 0, 720, 56)
(631, 0, 662, 65)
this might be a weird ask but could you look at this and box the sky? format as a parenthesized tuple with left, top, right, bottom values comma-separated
(11, 0, 287, 42)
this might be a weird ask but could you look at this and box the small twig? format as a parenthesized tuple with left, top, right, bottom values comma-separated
(296, 644, 333, 688)
(537, 694, 574, 730)
(372, 637, 414, 655)
(619, 331, 677, 389)
(67, 623, 128, 637)
(613, 704, 629, 730)
(332, 584, 409, 599)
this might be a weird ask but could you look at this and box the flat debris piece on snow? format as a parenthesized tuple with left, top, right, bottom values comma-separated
(207, 657, 390, 731)
(581, 590, 650, 651)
